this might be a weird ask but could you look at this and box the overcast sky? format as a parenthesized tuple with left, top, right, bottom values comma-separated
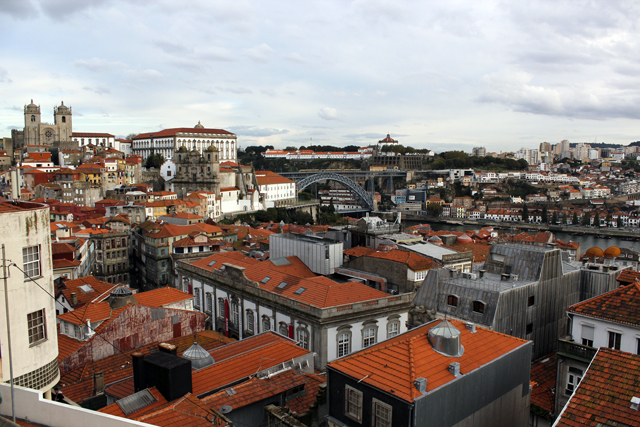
(2, 0, 640, 152)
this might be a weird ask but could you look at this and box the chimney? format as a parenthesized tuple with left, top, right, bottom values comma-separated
(466, 323, 477, 333)
(479, 270, 485, 279)
(158, 342, 177, 356)
(631, 396, 640, 410)
(94, 371, 105, 394)
(414, 377, 427, 394)
(448, 362, 461, 377)
(132, 352, 146, 393)
(70, 292, 77, 306)
(501, 273, 511, 281)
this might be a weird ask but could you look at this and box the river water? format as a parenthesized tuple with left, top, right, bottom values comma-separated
(407, 221, 640, 252)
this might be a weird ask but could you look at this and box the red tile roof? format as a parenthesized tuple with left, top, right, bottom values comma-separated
(617, 269, 640, 285)
(568, 282, 640, 327)
(555, 348, 640, 427)
(343, 246, 376, 258)
(203, 369, 325, 416)
(367, 249, 436, 271)
(58, 275, 119, 308)
(133, 393, 230, 426)
(191, 333, 311, 395)
(530, 353, 557, 416)
(99, 387, 167, 417)
(53, 259, 80, 269)
(328, 319, 528, 403)
(256, 174, 295, 185)
(134, 287, 194, 308)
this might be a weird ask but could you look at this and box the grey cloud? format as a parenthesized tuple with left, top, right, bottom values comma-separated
(0, 0, 38, 19)
(0, 67, 12, 83)
(74, 57, 126, 72)
(218, 86, 253, 95)
(228, 126, 289, 137)
(245, 43, 275, 63)
(344, 133, 389, 140)
(83, 85, 111, 95)
(38, 0, 110, 21)
(282, 52, 306, 64)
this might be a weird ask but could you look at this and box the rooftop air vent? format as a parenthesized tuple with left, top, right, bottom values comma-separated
(465, 323, 477, 333)
(428, 320, 464, 357)
(182, 342, 214, 370)
(631, 396, 640, 410)
(448, 362, 461, 377)
(414, 377, 427, 394)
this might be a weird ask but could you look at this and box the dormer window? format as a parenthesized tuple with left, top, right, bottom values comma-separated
(447, 295, 459, 307)
(472, 300, 485, 314)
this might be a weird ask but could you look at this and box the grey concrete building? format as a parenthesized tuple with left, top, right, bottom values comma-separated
(413, 243, 619, 360)
(270, 232, 344, 275)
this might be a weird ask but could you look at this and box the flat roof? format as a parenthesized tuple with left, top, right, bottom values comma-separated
(399, 241, 459, 260)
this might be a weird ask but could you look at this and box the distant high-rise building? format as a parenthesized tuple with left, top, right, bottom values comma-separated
(515, 148, 540, 165)
(472, 147, 486, 157)
(539, 142, 552, 153)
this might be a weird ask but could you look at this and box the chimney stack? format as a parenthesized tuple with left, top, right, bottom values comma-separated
(414, 377, 427, 394)
(93, 371, 104, 394)
(132, 352, 146, 393)
(448, 362, 461, 377)
(631, 396, 640, 410)
(479, 270, 486, 279)
(70, 292, 77, 306)
(158, 342, 177, 356)
(466, 323, 477, 333)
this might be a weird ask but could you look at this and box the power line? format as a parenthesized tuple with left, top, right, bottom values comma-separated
(9, 262, 131, 361)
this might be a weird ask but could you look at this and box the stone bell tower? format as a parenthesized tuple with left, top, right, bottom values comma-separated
(24, 99, 41, 145)
(53, 101, 73, 144)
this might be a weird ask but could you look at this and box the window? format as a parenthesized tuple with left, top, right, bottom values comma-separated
(526, 323, 533, 335)
(205, 293, 212, 314)
(279, 322, 289, 336)
(194, 288, 201, 309)
(472, 300, 485, 314)
(344, 386, 363, 423)
(373, 398, 392, 427)
(23, 246, 41, 279)
(608, 331, 622, 350)
(218, 298, 225, 318)
(387, 321, 400, 338)
(447, 295, 458, 307)
(363, 327, 376, 348)
(246, 310, 254, 334)
(581, 324, 594, 347)
(27, 309, 47, 345)
(298, 328, 309, 349)
(229, 301, 239, 325)
(338, 332, 351, 357)
(262, 316, 271, 332)
(528, 295, 535, 306)
(565, 367, 583, 395)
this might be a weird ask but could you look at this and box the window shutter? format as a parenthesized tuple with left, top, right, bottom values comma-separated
(582, 325, 594, 341)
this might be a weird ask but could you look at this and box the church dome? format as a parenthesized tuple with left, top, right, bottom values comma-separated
(585, 247, 604, 258)
(57, 101, 69, 113)
(195, 121, 204, 129)
(604, 246, 621, 258)
(25, 99, 38, 112)
(182, 341, 214, 370)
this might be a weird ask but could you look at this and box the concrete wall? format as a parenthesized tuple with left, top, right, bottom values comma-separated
(270, 234, 343, 275)
(0, 383, 154, 427)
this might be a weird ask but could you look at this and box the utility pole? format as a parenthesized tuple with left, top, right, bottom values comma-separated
(2, 244, 15, 422)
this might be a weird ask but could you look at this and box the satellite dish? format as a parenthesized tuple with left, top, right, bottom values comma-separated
(219, 405, 233, 414)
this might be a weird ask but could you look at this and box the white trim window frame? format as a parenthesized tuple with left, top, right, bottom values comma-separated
(344, 385, 363, 423)
(372, 398, 392, 427)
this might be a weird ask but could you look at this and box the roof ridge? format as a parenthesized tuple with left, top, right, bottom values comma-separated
(408, 335, 417, 400)
(569, 282, 636, 313)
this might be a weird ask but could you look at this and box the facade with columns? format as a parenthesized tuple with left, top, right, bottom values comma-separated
(132, 122, 237, 162)
(175, 251, 413, 369)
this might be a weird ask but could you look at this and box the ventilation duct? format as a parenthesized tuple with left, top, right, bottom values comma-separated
(428, 320, 464, 357)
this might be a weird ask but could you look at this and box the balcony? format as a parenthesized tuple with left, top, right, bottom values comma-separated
(558, 338, 598, 364)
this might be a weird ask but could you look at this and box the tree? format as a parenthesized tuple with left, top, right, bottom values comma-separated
(126, 133, 138, 140)
(595, 212, 601, 227)
(522, 204, 529, 223)
(145, 153, 165, 169)
(551, 212, 558, 224)
(572, 212, 579, 225)
(605, 213, 611, 228)
(562, 212, 568, 225)
(328, 198, 336, 214)
(582, 212, 590, 226)
(542, 205, 548, 223)
(617, 216, 623, 228)
(427, 203, 443, 217)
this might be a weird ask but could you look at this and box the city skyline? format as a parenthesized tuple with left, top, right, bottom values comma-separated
(2, 1, 640, 152)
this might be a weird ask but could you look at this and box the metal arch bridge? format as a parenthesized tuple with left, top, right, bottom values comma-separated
(295, 172, 375, 211)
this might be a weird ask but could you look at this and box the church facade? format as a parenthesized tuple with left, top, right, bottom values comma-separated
(22, 100, 73, 146)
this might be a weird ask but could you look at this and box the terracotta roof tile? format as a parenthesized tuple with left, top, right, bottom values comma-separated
(328, 319, 529, 403)
(568, 282, 640, 327)
(617, 269, 640, 285)
(343, 246, 376, 258)
(530, 353, 557, 416)
(59, 275, 119, 308)
(555, 348, 640, 426)
(367, 249, 436, 271)
(135, 287, 194, 308)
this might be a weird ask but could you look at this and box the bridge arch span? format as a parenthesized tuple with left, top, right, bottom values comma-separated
(296, 172, 374, 211)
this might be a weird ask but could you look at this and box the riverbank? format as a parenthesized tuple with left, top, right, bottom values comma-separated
(387, 213, 640, 240)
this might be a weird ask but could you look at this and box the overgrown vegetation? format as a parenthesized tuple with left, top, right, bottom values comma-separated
(428, 151, 528, 171)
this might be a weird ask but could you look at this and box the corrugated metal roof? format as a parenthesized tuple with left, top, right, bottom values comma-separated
(116, 388, 157, 415)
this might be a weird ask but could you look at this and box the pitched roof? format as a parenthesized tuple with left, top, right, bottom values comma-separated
(366, 249, 436, 271)
(191, 333, 311, 395)
(343, 246, 376, 258)
(134, 287, 194, 308)
(203, 369, 325, 416)
(58, 275, 120, 307)
(133, 393, 230, 426)
(568, 282, 640, 327)
(52, 242, 76, 255)
(617, 269, 640, 285)
(327, 319, 528, 403)
(555, 348, 640, 427)
(144, 223, 222, 239)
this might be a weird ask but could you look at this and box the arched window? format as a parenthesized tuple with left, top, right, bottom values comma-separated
(387, 321, 400, 338)
(62, 116, 66, 123)
(363, 327, 376, 348)
(262, 316, 271, 332)
(337, 332, 351, 357)
(231, 301, 239, 325)
(217, 298, 225, 319)
(472, 300, 485, 314)
(447, 295, 459, 307)
(246, 310, 254, 334)
(205, 293, 212, 314)
(298, 328, 309, 349)
(31, 115, 35, 122)
(279, 322, 289, 336)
